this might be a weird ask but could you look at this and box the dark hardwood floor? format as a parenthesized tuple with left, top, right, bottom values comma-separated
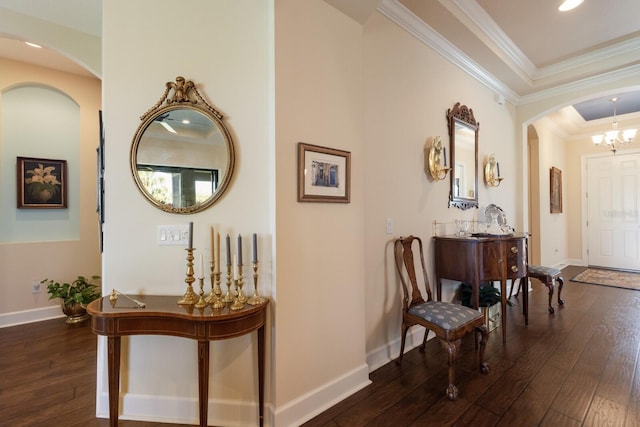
(2, 265, 639, 426)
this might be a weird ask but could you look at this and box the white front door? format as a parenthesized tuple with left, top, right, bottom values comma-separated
(587, 153, 640, 271)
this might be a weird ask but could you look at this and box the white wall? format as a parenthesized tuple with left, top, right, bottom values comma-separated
(102, 1, 272, 425)
(0, 58, 101, 325)
(274, 1, 369, 424)
(362, 10, 518, 366)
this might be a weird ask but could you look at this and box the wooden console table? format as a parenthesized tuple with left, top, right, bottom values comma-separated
(433, 233, 528, 342)
(87, 295, 269, 427)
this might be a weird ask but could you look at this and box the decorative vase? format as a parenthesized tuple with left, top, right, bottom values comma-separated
(35, 189, 53, 203)
(61, 302, 89, 324)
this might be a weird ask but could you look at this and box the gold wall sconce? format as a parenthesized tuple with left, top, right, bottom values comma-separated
(484, 154, 503, 187)
(427, 136, 450, 181)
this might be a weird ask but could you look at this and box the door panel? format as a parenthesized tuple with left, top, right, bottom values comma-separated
(587, 154, 640, 271)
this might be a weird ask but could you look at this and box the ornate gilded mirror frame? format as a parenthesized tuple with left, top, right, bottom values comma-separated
(447, 102, 479, 210)
(130, 77, 235, 214)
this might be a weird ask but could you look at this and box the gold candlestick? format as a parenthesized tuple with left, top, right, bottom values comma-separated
(211, 271, 225, 309)
(205, 261, 216, 304)
(223, 264, 234, 303)
(237, 264, 247, 304)
(178, 248, 198, 305)
(230, 278, 245, 311)
(194, 277, 207, 309)
(247, 261, 266, 305)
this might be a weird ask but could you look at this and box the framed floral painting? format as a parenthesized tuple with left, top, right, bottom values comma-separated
(17, 157, 67, 208)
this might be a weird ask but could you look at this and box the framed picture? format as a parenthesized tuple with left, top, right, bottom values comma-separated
(298, 142, 351, 203)
(550, 166, 562, 213)
(17, 157, 68, 209)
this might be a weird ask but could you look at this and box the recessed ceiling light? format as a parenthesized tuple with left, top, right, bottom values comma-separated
(559, 0, 584, 12)
(25, 41, 42, 48)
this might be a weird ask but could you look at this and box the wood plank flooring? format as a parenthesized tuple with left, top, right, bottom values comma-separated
(1, 265, 639, 426)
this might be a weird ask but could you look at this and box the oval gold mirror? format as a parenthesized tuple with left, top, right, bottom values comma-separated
(447, 102, 479, 210)
(130, 77, 235, 214)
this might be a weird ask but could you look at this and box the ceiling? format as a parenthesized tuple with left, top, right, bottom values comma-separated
(325, 0, 640, 134)
(2, 0, 640, 133)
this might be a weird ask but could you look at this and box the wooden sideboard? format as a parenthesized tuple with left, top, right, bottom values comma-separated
(433, 233, 528, 342)
(87, 295, 269, 427)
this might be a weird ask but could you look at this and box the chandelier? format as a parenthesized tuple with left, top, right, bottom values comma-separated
(591, 97, 637, 154)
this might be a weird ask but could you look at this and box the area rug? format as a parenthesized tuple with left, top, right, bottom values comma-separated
(571, 268, 640, 291)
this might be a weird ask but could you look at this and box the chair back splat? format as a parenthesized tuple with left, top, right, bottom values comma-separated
(393, 235, 490, 401)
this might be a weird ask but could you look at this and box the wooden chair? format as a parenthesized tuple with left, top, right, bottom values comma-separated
(393, 236, 489, 400)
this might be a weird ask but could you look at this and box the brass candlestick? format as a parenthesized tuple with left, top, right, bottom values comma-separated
(205, 261, 215, 304)
(248, 261, 266, 305)
(230, 279, 245, 311)
(237, 264, 247, 304)
(194, 277, 207, 310)
(178, 248, 198, 305)
(223, 264, 234, 303)
(206, 261, 225, 309)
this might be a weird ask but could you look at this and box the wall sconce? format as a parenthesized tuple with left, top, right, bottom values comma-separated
(427, 136, 450, 181)
(484, 154, 503, 187)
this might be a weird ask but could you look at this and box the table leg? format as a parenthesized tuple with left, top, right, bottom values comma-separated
(523, 277, 529, 325)
(500, 279, 507, 343)
(107, 336, 121, 427)
(198, 341, 210, 427)
(258, 325, 265, 427)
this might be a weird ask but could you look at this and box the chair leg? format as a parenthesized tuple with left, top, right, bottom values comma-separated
(476, 325, 490, 375)
(420, 329, 429, 352)
(557, 277, 565, 306)
(440, 339, 461, 401)
(396, 323, 409, 366)
(546, 279, 555, 314)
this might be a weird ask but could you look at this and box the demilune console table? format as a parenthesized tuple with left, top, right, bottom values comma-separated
(87, 295, 269, 427)
(433, 233, 528, 343)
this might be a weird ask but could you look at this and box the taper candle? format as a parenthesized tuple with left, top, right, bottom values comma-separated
(226, 234, 231, 266)
(252, 233, 258, 263)
(233, 255, 238, 280)
(188, 221, 193, 249)
(443, 147, 447, 167)
(237, 234, 243, 265)
(211, 226, 216, 262)
(200, 253, 204, 278)
(496, 162, 501, 177)
(216, 232, 221, 272)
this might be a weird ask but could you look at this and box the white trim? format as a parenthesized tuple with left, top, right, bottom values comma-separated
(377, 0, 519, 105)
(366, 325, 426, 372)
(273, 364, 371, 427)
(0, 305, 63, 328)
(97, 391, 262, 427)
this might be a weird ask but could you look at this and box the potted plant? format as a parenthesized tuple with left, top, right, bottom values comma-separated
(455, 282, 511, 332)
(42, 275, 101, 324)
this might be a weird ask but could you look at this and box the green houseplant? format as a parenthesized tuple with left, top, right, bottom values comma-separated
(42, 275, 101, 324)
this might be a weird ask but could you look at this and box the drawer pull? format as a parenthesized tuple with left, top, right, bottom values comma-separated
(510, 246, 518, 254)
(511, 265, 519, 273)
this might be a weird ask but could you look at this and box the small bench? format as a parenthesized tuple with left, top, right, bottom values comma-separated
(511, 265, 565, 314)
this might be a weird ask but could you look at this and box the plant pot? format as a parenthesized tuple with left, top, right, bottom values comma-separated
(61, 302, 89, 324)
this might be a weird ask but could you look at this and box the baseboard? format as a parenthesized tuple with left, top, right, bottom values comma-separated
(0, 306, 63, 328)
(95, 363, 370, 427)
(366, 327, 427, 372)
(97, 392, 261, 427)
(273, 363, 371, 427)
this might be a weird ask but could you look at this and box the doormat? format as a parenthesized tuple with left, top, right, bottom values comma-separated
(571, 268, 640, 291)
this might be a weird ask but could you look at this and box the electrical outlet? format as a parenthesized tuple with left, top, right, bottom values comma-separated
(32, 281, 41, 293)
(386, 218, 394, 234)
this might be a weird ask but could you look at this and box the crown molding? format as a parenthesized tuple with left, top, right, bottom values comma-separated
(377, 0, 519, 104)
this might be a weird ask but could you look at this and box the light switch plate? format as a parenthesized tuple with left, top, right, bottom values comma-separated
(158, 224, 190, 246)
